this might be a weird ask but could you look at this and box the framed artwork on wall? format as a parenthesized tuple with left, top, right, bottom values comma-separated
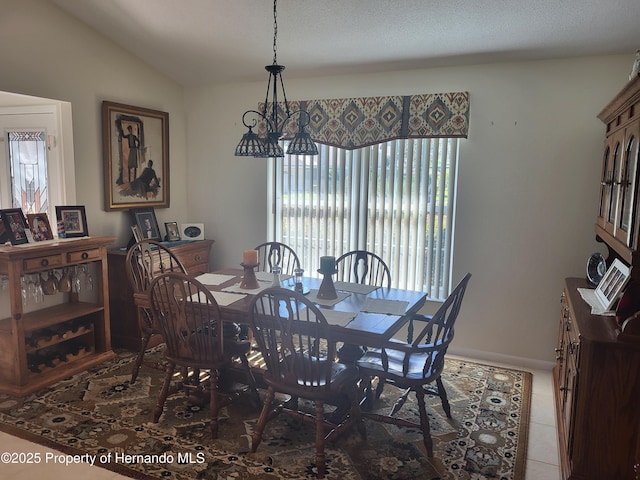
(102, 101, 170, 211)
(0, 208, 29, 245)
(56, 205, 89, 237)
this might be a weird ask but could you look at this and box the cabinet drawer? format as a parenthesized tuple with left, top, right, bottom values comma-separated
(23, 254, 63, 272)
(178, 249, 210, 270)
(67, 248, 102, 263)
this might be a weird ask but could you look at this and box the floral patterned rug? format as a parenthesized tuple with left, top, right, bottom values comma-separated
(0, 347, 531, 479)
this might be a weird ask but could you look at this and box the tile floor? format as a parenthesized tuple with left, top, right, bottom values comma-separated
(0, 357, 560, 480)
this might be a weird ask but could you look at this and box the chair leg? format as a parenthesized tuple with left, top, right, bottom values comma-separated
(209, 369, 220, 439)
(240, 353, 261, 408)
(390, 386, 412, 416)
(414, 388, 433, 457)
(435, 376, 452, 418)
(314, 400, 327, 479)
(251, 387, 275, 453)
(374, 376, 385, 400)
(153, 361, 175, 423)
(131, 332, 152, 383)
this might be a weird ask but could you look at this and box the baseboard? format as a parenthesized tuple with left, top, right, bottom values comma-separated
(448, 345, 555, 372)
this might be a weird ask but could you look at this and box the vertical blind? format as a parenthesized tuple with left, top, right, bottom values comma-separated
(269, 136, 460, 300)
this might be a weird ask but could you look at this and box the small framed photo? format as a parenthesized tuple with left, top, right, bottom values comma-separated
(26, 213, 54, 241)
(56, 205, 89, 238)
(180, 223, 205, 241)
(0, 208, 29, 245)
(165, 221, 180, 241)
(0, 220, 7, 244)
(131, 224, 143, 243)
(595, 258, 631, 311)
(130, 207, 161, 241)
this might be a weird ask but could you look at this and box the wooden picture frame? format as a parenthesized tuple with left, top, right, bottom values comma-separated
(0, 208, 29, 245)
(26, 213, 54, 241)
(595, 258, 631, 311)
(0, 219, 8, 244)
(102, 101, 170, 210)
(130, 207, 162, 241)
(164, 221, 181, 241)
(56, 205, 89, 238)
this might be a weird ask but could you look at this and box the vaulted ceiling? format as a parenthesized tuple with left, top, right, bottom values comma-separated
(51, 0, 640, 87)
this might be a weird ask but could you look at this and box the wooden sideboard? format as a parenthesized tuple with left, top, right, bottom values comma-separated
(0, 236, 116, 396)
(107, 239, 214, 350)
(554, 278, 640, 479)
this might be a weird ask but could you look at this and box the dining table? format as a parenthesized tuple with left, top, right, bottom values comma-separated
(196, 268, 426, 360)
(134, 267, 427, 363)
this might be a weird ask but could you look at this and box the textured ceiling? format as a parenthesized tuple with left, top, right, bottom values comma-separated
(51, 0, 640, 87)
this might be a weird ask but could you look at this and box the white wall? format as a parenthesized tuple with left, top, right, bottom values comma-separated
(0, 0, 188, 246)
(185, 55, 632, 365)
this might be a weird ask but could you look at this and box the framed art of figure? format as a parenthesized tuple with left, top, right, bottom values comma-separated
(26, 213, 54, 241)
(0, 208, 29, 245)
(130, 207, 161, 241)
(56, 205, 89, 238)
(102, 101, 170, 211)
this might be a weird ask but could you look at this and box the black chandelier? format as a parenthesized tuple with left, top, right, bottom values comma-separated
(235, 0, 318, 158)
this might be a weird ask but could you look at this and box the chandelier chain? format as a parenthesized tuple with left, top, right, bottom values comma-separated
(272, 0, 278, 65)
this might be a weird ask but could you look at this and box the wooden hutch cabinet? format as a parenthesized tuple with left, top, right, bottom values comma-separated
(554, 75, 640, 479)
(0, 236, 116, 396)
(596, 74, 640, 275)
(107, 239, 213, 350)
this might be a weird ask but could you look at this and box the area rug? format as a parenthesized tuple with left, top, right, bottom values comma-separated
(0, 347, 531, 479)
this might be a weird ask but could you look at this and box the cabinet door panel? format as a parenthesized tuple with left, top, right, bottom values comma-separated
(605, 131, 624, 234)
(617, 121, 640, 248)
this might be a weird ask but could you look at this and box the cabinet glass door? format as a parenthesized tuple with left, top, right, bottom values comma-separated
(606, 137, 622, 234)
(618, 129, 639, 246)
(598, 145, 611, 223)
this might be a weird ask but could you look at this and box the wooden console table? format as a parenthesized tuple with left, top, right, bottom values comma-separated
(107, 239, 214, 350)
(0, 236, 116, 396)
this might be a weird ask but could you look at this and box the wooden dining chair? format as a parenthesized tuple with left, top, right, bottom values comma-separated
(254, 241, 301, 275)
(356, 273, 471, 457)
(125, 239, 187, 383)
(249, 287, 366, 478)
(149, 272, 260, 438)
(335, 250, 391, 288)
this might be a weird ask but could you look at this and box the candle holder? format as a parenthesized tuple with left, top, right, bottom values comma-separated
(316, 268, 338, 300)
(239, 262, 260, 289)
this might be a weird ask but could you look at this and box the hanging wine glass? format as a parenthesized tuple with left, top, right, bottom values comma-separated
(80, 264, 93, 292)
(73, 266, 82, 294)
(21, 277, 28, 306)
(34, 275, 44, 304)
(27, 274, 37, 303)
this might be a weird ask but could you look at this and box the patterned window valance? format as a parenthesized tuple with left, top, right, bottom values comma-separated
(258, 91, 469, 150)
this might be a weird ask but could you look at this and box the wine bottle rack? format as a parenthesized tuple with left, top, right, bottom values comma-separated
(25, 318, 94, 353)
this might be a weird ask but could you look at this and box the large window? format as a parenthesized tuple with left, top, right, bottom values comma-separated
(268, 137, 461, 300)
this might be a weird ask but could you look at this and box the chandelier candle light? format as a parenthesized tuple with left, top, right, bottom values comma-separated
(235, 0, 318, 158)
